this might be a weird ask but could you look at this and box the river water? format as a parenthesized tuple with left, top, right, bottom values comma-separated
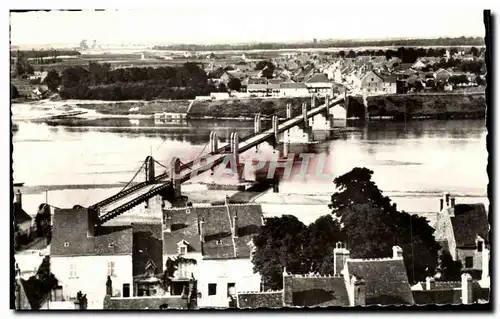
(12, 116, 488, 226)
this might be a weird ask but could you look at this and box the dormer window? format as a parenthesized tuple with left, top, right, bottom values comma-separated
(186, 209, 191, 215)
(64, 242, 69, 247)
(109, 243, 115, 248)
(177, 240, 188, 255)
(216, 240, 222, 245)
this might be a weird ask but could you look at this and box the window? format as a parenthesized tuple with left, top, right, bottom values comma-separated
(179, 246, 187, 255)
(465, 257, 474, 268)
(108, 262, 116, 277)
(64, 242, 69, 247)
(178, 262, 187, 278)
(478, 241, 484, 252)
(208, 283, 217, 296)
(69, 264, 77, 279)
(216, 240, 222, 245)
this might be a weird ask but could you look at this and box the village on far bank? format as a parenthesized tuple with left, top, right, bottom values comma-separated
(13, 164, 490, 309)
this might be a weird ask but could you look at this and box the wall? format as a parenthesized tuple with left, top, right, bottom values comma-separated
(103, 295, 190, 309)
(362, 92, 486, 119)
(51, 255, 133, 309)
(237, 291, 283, 309)
(187, 97, 317, 120)
(163, 252, 202, 280)
(196, 258, 261, 308)
(456, 248, 483, 270)
(434, 210, 457, 259)
(283, 275, 349, 307)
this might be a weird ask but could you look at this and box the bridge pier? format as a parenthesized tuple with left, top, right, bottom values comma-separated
(170, 157, 182, 198)
(210, 131, 219, 153)
(286, 103, 292, 119)
(302, 103, 308, 128)
(272, 115, 279, 146)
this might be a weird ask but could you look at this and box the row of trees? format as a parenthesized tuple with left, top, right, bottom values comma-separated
(152, 37, 484, 52)
(252, 167, 459, 289)
(58, 62, 218, 100)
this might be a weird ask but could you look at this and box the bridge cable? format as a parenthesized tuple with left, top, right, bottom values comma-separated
(117, 160, 146, 194)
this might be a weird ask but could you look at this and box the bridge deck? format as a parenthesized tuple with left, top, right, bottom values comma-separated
(95, 96, 344, 222)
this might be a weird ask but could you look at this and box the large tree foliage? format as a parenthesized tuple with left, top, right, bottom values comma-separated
(252, 215, 307, 290)
(252, 214, 344, 289)
(329, 167, 440, 283)
(44, 70, 61, 92)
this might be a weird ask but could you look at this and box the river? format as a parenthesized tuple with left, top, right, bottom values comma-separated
(12, 117, 488, 226)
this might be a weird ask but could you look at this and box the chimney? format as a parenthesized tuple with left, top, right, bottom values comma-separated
(482, 247, 490, 281)
(461, 273, 473, 304)
(15, 189, 23, 209)
(444, 192, 450, 206)
(352, 277, 366, 306)
(232, 212, 239, 238)
(392, 245, 403, 259)
(425, 277, 436, 290)
(86, 208, 97, 238)
(333, 242, 350, 275)
(450, 197, 455, 208)
(199, 218, 205, 243)
(440, 198, 444, 211)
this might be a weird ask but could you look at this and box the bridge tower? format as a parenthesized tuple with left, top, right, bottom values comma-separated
(170, 157, 182, 198)
(302, 103, 308, 127)
(210, 131, 219, 153)
(286, 103, 292, 119)
(272, 115, 279, 145)
(231, 132, 240, 168)
(145, 156, 155, 184)
(254, 114, 261, 133)
(311, 94, 316, 109)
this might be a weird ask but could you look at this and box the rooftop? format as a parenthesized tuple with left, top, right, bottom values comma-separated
(451, 203, 489, 248)
(51, 208, 133, 257)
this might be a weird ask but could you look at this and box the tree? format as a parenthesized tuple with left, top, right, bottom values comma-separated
(329, 167, 440, 283)
(303, 215, 345, 275)
(470, 46, 479, 57)
(252, 215, 307, 290)
(227, 78, 242, 91)
(44, 70, 62, 92)
(218, 83, 227, 92)
(255, 60, 275, 78)
(338, 50, 345, 58)
(436, 249, 462, 281)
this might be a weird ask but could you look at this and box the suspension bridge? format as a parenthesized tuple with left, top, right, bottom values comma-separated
(88, 94, 348, 226)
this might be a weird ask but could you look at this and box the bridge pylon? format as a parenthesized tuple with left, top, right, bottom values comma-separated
(286, 103, 292, 119)
(254, 114, 261, 133)
(170, 157, 182, 198)
(210, 131, 219, 153)
(145, 156, 155, 184)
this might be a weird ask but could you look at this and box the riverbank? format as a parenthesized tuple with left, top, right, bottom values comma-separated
(350, 92, 487, 120)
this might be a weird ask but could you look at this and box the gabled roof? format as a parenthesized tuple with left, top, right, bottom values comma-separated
(162, 204, 264, 260)
(51, 208, 133, 257)
(13, 202, 32, 225)
(286, 275, 349, 307)
(451, 203, 489, 248)
(163, 207, 201, 256)
(305, 73, 330, 84)
(346, 258, 414, 305)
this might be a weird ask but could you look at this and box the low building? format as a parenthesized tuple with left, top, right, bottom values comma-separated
(411, 274, 489, 305)
(279, 82, 310, 97)
(434, 68, 453, 83)
(50, 208, 134, 309)
(340, 245, 415, 306)
(305, 73, 334, 96)
(434, 193, 489, 279)
(163, 200, 263, 308)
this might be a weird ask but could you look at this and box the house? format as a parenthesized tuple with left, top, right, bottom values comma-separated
(50, 208, 134, 309)
(381, 75, 397, 94)
(305, 73, 333, 96)
(434, 68, 453, 82)
(434, 193, 490, 280)
(294, 65, 315, 82)
(237, 270, 358, 309)
(279, 82, 310, 97)
(411, 274, 489, 305)
(162, 200, 263, 308)
(340, 245, 415, 305)
(13, 189, 32, 240)
(357, 71, 386, 95)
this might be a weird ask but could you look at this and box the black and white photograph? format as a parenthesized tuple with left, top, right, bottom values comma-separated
(9, 5, 492, 310)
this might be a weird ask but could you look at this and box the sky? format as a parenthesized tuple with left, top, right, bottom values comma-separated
(9, 6, 486, 46)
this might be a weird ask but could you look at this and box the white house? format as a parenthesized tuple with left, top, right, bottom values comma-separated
(305, 73, 334, 96)
(51, 208, 133, 309)
(279, 82, 310, 97)
(163, 200, 263, 308)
